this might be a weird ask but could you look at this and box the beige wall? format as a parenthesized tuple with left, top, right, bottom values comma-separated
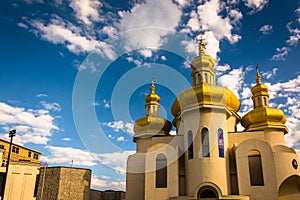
(1, 163, 39, 200)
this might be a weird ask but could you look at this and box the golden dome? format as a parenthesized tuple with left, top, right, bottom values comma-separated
(134, 116, 172, 137)
(171, 83, 240, 116)
(241, 66, 287, 133)
(145, 79, 160, 106)
(134, 79, 172, 139)
(241, 107, 287, 131)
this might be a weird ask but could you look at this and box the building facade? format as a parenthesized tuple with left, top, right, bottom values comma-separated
(36, 167, 91, 200)
(0, 138, 41, 200)
(126, 38, 300, 200)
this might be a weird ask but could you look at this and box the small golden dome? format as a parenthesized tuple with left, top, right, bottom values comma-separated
(134, 116, 172, 137)
(145, 79, 160, 106)
(134, 78, 172, 139)
(241, 66, 287, 133)
(241, 107, 287, 132)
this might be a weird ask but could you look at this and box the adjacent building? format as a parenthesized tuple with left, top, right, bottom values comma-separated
(0, 138, 41, 200)
(126, 37, 300, 199)
(36, 166, 91, 200)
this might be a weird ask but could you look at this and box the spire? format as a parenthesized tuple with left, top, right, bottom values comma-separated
(256, 65, 262, 84)
(150, 76, 155, 94)
(197, 32, 206, 55)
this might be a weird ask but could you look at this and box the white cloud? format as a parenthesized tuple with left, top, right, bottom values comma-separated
(272, 8, 300, 61)
(91, 176, 125, 191)
(229, 9, 243, 25)
(259, 24, 273, 35)
(41, 146, 99, 166)
(117, 0, 182, 54)
(17, 22, 29, 29)
(103, 99, 110, 108)
(62, 137, 71, 141)
(0, 102, 59, 145)
(215, 64, 231, 75)
(261, 68, 278, 79)
(40, 101, 61, 112)
(218, 67, 245, 98)
(117, 136, 124, 141)
(173, 0, 191, 7)
(30, 16, 115, 59)
(97, 151, 134, 174)
(102, 121, 134, 135)
(271, 47, 289, 61)
(75, 58, 98, 72)
(36, 94, 48, 98)
(181, 0, 242, 59)
(243, 0, 269, 14)
(42, 146, 134, 175)
(286, 22, 300, 46)
(69, 0, 102, 25)
(161, 56, 167, 61)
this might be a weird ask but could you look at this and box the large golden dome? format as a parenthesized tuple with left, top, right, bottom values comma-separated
(171, 83, 240, 116)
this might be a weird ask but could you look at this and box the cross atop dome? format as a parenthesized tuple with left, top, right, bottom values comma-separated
(197, 31, 206, 55)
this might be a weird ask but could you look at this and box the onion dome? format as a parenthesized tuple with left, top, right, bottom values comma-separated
(241, 66, 288, 133)
(134, 80, 172, 140)
(171, 83, 240, 117)
(145, 81, 160, 106)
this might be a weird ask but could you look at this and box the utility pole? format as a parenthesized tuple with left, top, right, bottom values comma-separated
(1, 129, 16, 200)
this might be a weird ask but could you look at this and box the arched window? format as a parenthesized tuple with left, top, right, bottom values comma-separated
(263, 97, 267, 106)
(188, 131, 194, 159)
(198, 186, 218, 199)
(156, 154, 167, 188)
(248, 150, 264, 186)
(202, 128, 210, 157)
(218, 129, 224, 158)
(200, 189, 217, 198)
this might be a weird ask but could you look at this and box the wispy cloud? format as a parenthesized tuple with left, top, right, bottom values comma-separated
(243, 0, 269, 14)
(102, 121, 134, 135)
(272, 7, 300, 60)
(259, 24, 273, 35)
(40, 101, 61, 112)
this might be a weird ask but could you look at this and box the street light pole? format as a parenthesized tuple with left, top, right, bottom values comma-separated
(1, 129, 16, 200)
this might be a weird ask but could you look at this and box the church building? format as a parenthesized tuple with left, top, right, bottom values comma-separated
(125, 37, 300, 200)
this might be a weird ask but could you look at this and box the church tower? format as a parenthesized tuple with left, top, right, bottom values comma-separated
(171, 36, 240, 197)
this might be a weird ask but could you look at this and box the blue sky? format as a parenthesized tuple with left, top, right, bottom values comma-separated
(0, 0, 300, 191)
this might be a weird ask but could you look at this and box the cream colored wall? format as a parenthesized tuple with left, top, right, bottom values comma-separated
(234, 139, 278, 199)
(4, 164, 39, 200)
(126, 154, 145, 200)
(144, 143, 179, 200)
(180, 105, 231, 197)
